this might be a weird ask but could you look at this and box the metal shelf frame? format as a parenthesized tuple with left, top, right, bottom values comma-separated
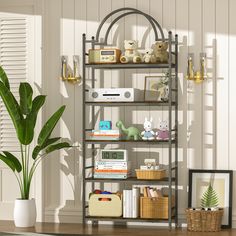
(85, 177, 176, 184)
(85, 63, 176, 69)
(85, 101, 177, 107)
(82, 7, 178, 230)
(85, 216, 176, 223)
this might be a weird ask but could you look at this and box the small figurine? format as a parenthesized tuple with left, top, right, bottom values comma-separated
(116, 120, 141, 140)
(143, 48, 156, 63)
(152, 41, 169, 63)
(156, 119, 169, 140)
(141, 117, 155, 140)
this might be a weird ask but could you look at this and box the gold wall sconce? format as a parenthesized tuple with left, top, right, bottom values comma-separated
(61, 55, 81, 84)
(186, 53, 207, 83)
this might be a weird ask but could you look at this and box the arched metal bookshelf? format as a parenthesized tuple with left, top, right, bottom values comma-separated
(82, 8, 178, 229)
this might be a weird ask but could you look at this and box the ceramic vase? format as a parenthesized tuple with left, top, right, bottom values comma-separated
(14, 199, 36, 227)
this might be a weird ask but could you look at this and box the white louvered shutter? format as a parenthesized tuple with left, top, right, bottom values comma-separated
(0, 17, 28, 153)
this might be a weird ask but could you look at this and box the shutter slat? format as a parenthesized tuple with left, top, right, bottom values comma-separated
(0, 43, 26, 48)
(0, 34, 26, 38)
(0, 57, 26, 61)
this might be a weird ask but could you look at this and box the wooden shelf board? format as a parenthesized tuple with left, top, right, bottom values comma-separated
(85, 177, 176, 183)
(85, 63, 176, 69)
(85, 216, 176, 223)
(85, 139, 176, 144)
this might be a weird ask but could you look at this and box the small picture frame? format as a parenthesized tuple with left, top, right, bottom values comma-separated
(188, 169, 233, 228)
(144, 75, 169, 101)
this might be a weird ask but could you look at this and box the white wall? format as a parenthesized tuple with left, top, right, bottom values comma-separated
(42, 0, 236, 226)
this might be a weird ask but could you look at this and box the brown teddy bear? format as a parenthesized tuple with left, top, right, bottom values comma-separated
(152, 41, 168, 63)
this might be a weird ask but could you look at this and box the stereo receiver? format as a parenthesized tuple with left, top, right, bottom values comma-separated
(88, 49, 121, 64)
(86, 88, 142, 102)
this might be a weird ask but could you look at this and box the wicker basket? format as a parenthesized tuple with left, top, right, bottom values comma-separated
(185, 208, 224, 232)
(135, 169, 166, 180)
(140, 196, 175, 219)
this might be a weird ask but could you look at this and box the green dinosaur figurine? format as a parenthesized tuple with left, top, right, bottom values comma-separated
(116, 120, 141, 140)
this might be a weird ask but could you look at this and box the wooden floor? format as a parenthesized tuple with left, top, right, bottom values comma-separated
(0, 221, 235, 236)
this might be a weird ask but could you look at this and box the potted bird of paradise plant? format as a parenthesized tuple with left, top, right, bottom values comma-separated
(0, 66, 70, 227)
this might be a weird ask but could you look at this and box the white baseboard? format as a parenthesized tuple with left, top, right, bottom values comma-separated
(44, 206, 82, 223)
(44, 207, 236, 228)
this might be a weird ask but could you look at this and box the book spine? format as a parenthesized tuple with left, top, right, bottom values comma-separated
(123, 190, 128, 218)
(94, 169, 129, 173)
(95, 161, 130, 166)
(90, 136, 121, 140)
(149, 188, 155, 197)
(147, 187, 152, 197)
(132, 187, 140, 218)
(92, 130, 120, 135)
(93, 173, 129, 179)
(90, 134, 120, 137)
(95, 166, 129, 170)
(129, 191, 132, 218)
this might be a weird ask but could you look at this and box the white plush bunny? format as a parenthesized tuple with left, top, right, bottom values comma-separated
(141, 117, 155, 140)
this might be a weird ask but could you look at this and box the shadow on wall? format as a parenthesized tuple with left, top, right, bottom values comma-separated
(186, 38, 217, 169)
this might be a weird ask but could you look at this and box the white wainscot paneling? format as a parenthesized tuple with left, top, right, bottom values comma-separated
(41, 0, 236, 227)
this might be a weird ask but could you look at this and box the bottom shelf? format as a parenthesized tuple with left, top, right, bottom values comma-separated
(85, 216, 176, 223)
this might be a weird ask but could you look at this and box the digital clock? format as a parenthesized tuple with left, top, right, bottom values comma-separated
(100, 149, 128, 162)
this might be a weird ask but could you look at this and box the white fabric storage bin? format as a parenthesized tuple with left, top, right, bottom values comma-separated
(89, 194, 122, 217)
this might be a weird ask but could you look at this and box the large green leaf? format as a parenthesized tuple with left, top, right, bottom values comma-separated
(21, 117, 35, 145)
(31, 95, 46, 114)
(45, 142, 71, 154)
(32, 146, 41, 160)
(19, 83, 33, 115)
(28, 95, 46, 128)
(0, 153, 16, 172)
(0, 66, 10, 90)
(3, 151, 22, 172)
(32, 137, 61, 159)
(37, 106, 65, 146)
(0, 81, 24, 143)
(20, 95, 46, 145)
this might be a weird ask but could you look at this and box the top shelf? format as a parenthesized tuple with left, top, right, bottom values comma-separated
(85, 63, 176, 70)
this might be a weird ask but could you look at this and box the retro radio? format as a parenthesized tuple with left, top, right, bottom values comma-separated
(86, 88, 142, 102)
(88, 49, 121, 64)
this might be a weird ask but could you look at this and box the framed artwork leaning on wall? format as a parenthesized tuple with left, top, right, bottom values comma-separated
(188, 169, 233, 228)
(144, 75, 169, 102)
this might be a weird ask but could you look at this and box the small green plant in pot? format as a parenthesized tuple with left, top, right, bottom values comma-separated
(201, 183, 219, 210)
(0, 66, 70, 227)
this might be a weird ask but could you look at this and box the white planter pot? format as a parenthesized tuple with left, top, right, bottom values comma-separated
(14, 199, 36, 227)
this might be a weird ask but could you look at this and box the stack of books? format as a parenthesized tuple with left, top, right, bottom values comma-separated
(94, 161, 131, 179)
(123, 188, 140, 218)
(89, 130, 121, 140)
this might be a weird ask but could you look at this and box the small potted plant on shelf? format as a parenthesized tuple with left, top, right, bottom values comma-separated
(0, 66, 70, 227)
(186, 183, 224, 232)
